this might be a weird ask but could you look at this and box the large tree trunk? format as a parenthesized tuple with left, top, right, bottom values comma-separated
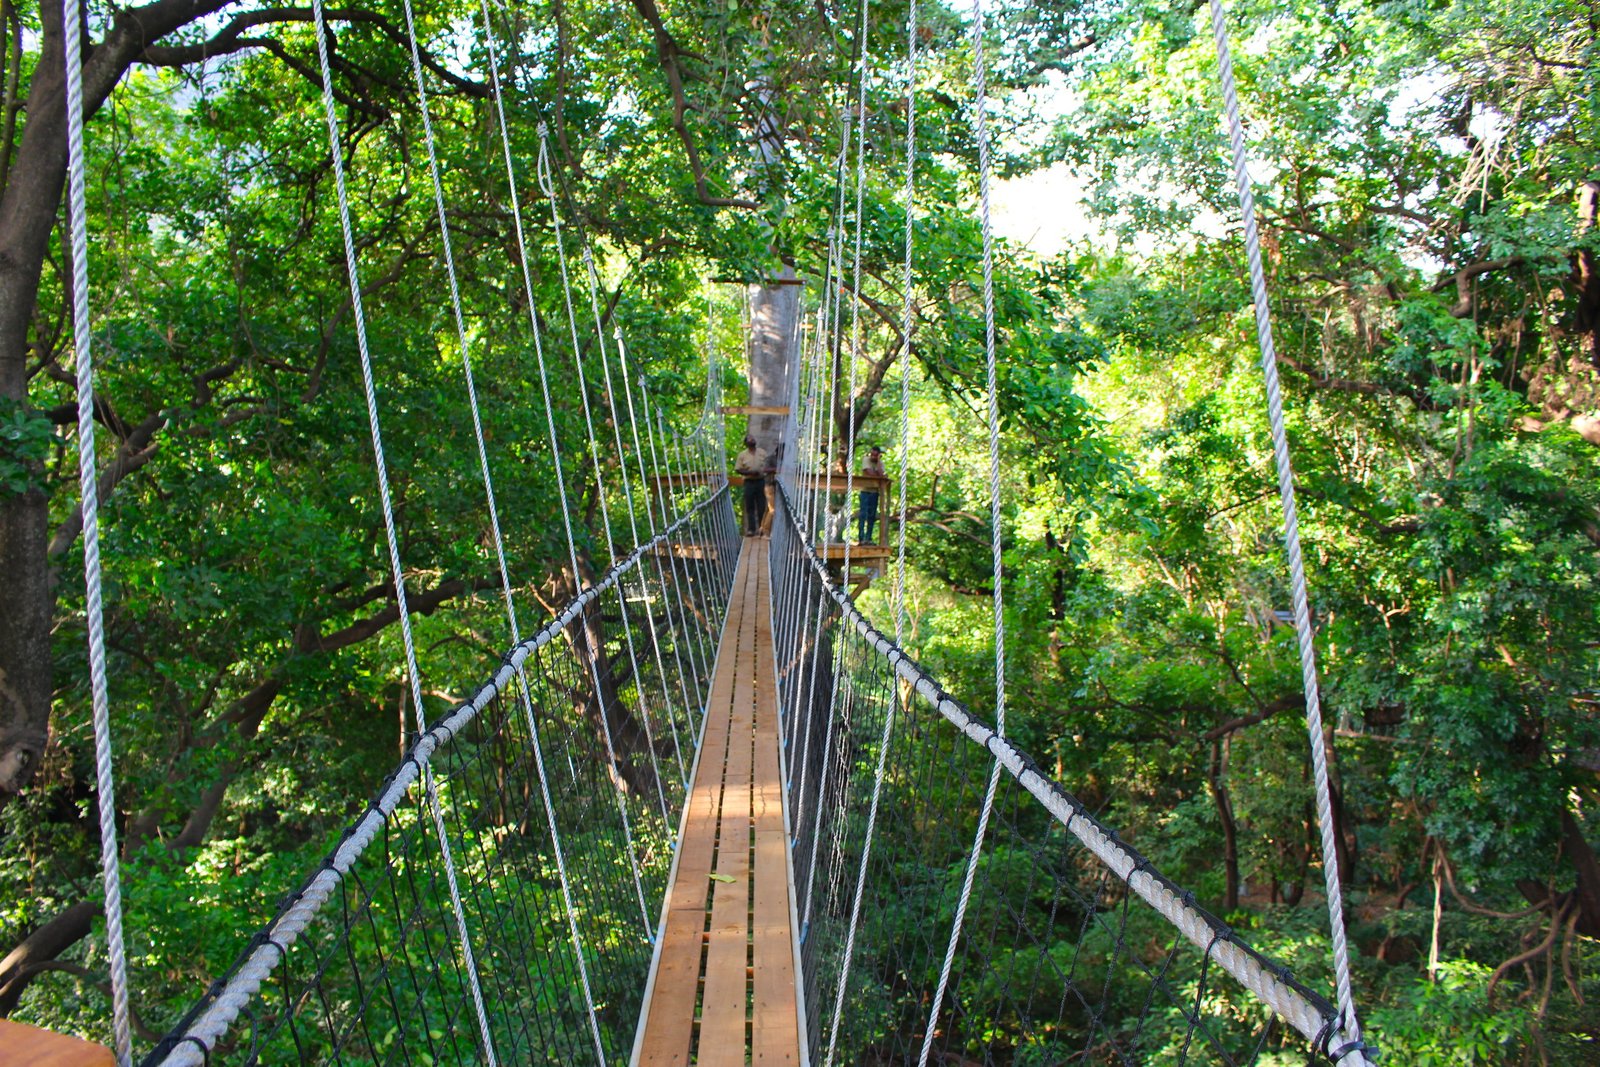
(0, 4, 69, 799)
(746, 271, 799, 461)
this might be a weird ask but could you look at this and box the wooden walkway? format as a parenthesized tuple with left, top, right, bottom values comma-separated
(634, 539, 802, 1067)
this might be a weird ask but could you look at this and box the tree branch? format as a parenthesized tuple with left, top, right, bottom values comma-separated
(627, 0, 758, 210)
(138, 6, 487, 99)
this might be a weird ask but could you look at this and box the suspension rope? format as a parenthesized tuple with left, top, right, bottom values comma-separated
(1206, 1, 1365, 1060)
(823, 0, 919, 1058)
(60, 0, 133, 1059)
(396, 6, 609, 1060)
(615, 327, 705, 745)
(308, 4, 498, 1062)
(465, 6, 618, 1056)
(587, 250, 690, 795)
(536, 125, 675, 839)
(919, 2, 1007, 1060)
(812, 6, 877, 935)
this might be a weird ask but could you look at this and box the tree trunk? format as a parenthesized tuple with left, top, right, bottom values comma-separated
(1207, 738, 1240, 911)
(0, 0, 69, 800)
(747, 271, 799, 461)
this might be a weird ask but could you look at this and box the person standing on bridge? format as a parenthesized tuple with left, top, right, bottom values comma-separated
(858, 445, 885, 543)
(735, 435, 767, 536)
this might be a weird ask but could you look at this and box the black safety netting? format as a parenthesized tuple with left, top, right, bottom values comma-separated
(142, 487, 738, 1067)
(769, 482, 1346, 1066)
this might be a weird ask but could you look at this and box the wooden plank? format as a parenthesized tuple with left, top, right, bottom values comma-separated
(0, 1020, 115, 1067)
(749, 550, 799, 1065)
(720, 404, 791, 416)
(751, 830, 798, 1065)
(636, 543, 801, 1067)
(698, 591, 757, 1063)
(638, 552, 751, 1067)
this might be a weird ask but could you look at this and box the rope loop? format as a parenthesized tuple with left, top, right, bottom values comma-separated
(1312, 1018, 1338, 1056)
(174, 1035, 212, 1065)
(535, 125, 556, 196)
(1332, 1038, 1378, 1061)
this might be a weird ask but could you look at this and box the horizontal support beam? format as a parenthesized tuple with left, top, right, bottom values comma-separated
(721, 405, 790, 416)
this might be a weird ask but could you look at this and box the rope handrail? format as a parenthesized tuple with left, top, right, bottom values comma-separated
(144, 484, 729, 1067)
(770, 481, 1371, 1065)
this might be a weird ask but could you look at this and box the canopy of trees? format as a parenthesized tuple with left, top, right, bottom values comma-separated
(1, 0, 1597, 1062)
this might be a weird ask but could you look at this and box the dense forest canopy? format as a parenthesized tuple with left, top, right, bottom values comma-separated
(0, 0, 1597, 1061)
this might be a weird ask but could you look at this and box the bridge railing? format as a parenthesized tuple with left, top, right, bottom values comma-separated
(143, 484, 739, 1067)
(769, 482, 1365, 1066)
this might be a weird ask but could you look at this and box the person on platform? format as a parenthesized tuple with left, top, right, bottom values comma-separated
(858, 446, 885, 543)
(735, 436, 767, 536)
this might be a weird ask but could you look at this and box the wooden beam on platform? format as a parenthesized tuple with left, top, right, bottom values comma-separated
(720, 405, 790, 416)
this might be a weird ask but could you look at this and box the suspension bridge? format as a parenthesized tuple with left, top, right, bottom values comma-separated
(14, 0, 1385, 1063)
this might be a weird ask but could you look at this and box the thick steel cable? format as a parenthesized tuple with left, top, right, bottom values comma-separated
(60, 2, 133, 1060)
(1206, 2, 1365, 1061)
(308, 4, 497, 1061)
(823, 1, 919, 1059)
(919, 3, 1007, 1061)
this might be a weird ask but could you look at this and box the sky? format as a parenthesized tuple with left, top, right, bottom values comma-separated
(989, 162, 1096, 258)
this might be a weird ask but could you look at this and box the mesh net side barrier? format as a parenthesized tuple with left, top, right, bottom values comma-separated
(769, 483, 1360, 1066)
(141, 484, 738, 1067)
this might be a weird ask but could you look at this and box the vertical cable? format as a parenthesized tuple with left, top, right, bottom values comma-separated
(60, 1, 133, 1060)
(1206, 0, 1363, 1057)
(535, 126, 674, 832)
(308, 3, 497, 1061)
(469, 7, 610, 1058)
(823, 1, 919, 1058)
(919, 1, 1007, 1061)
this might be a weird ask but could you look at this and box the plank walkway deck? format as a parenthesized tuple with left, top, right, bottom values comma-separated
(634, 539, 802, 1067)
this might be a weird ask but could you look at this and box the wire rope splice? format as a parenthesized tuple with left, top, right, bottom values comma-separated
(1206, 0, 1370, 1061)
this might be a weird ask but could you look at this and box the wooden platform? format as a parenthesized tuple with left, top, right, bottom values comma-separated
(634, 539, 802, 1066)
(0, 1020, 115, 1066)
(815, 543, 891, 562)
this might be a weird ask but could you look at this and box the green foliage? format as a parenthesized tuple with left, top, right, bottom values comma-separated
(5, 0, 1600, 1060)
(0, 397, 55, 499)
(1368, 961, 1525, 1064)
